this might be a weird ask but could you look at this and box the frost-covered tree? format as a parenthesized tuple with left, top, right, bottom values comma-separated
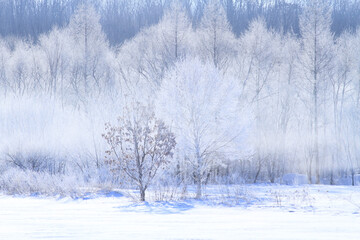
(197, 0, 237, 71)
(103, 104, 176, 201)
(157, 58, 243, 198)
(327, 31, 355, 183)
(0, 40, 10, 95)
(237, 18, 282, 182)
(299, 0, 334, 184)
(237, 18, 281, 103)
(115, 26, 164, 100)
(342, 109, 360, 185)
(272, 35, 301, 176)
(39, 27, 70, 99)
(160, 2, 192, 62)
(7, 40, 32, 96)
(67, 4, 111, 100)
(116, 3, 192, 99)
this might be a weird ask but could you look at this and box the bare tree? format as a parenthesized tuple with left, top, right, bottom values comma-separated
(103, 104, 176, 201)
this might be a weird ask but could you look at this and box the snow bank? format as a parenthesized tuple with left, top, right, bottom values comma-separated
(282, 173, 308, 185)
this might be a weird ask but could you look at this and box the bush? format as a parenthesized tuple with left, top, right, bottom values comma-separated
(5, 151, 66, 174)
(0, 168, 83, 196)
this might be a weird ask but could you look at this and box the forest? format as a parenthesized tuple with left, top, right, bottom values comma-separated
(0, 0, 360, 201)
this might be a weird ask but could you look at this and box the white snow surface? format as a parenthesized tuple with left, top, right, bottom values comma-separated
(0, 184, 360, 240)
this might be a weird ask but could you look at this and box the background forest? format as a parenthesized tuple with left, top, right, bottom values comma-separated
(0, 0, 360, 199)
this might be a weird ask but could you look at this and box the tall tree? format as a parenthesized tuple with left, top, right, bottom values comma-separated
(237, 18, 281, 183)
(197, 0, 237, 71)
(67, 3, 110, 100)
(159, 2, 192, 63)
(299, 0, 334, 184)
(39, 27, 72, 104)
(157, 58, 243, 198)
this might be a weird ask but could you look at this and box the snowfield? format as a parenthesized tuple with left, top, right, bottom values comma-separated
(0, 184, 360, 240)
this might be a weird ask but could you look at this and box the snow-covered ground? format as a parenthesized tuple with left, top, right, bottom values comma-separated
(0, 184, 359, 240)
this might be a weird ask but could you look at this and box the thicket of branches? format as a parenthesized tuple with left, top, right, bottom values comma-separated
(0, 0, 360, 199)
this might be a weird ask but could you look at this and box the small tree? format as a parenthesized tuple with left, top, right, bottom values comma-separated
(103, 105, 176, 201)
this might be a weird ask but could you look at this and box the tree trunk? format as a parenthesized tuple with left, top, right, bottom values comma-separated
(307, 159, 312, 184)
(140, 187, 146, 202)
(314, 73, 320, 184)
(196, 178, 202, 199)
(330, 154, 335, 185)
(195, 141, 202, 199)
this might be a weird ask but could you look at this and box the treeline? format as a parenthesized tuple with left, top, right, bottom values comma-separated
(0, 0, 360, 200)
(1, 0, 360, 45)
